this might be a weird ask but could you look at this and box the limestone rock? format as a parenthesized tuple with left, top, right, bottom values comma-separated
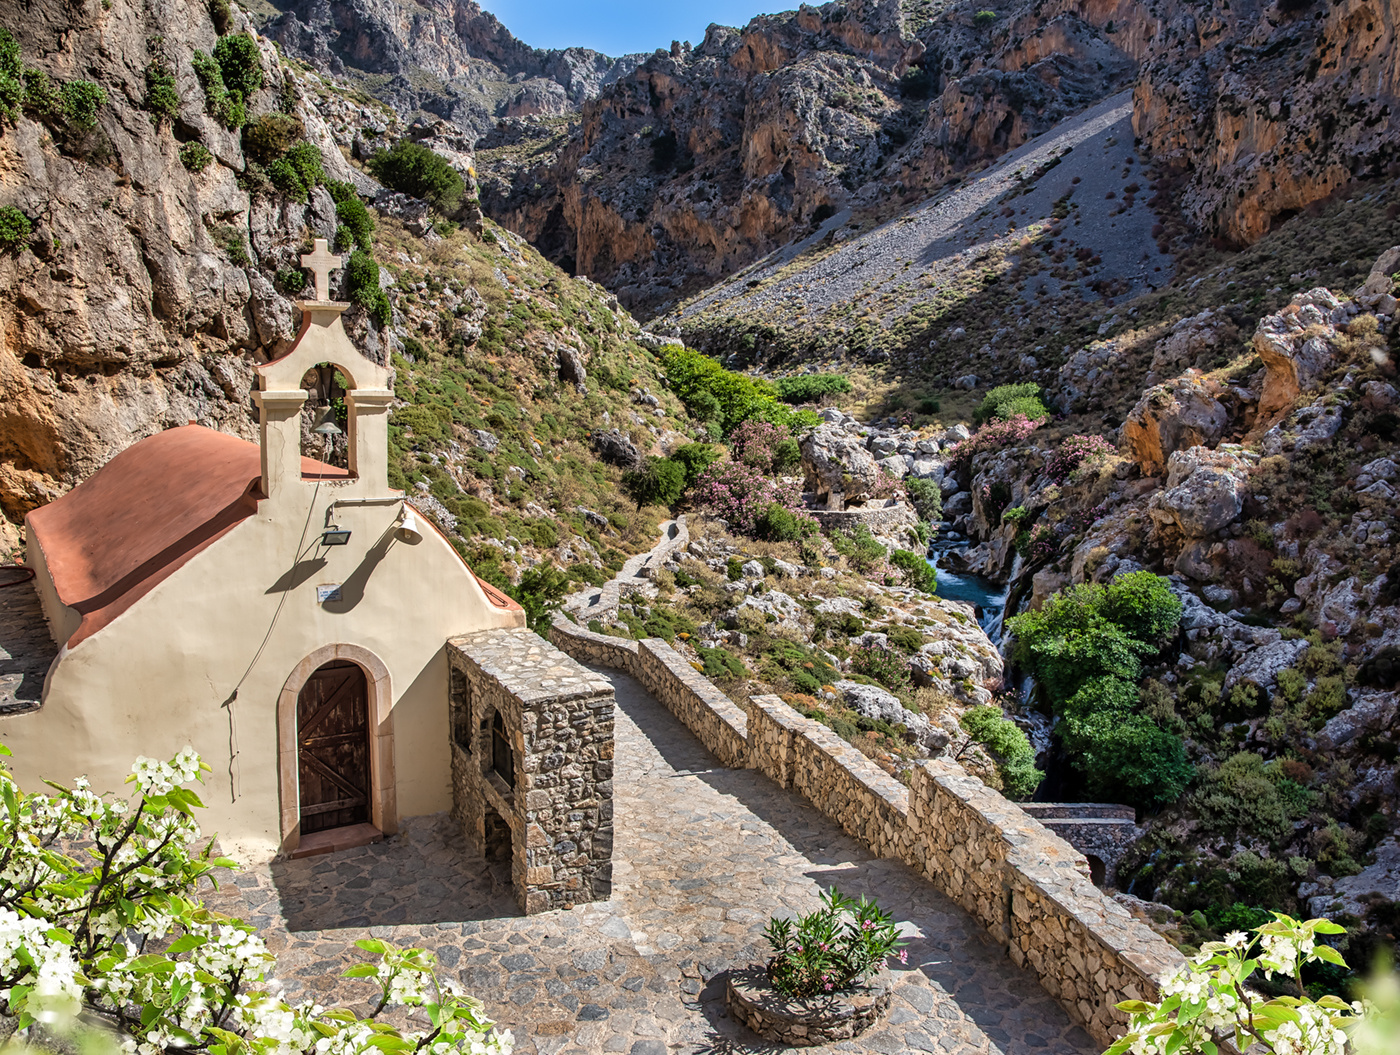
(1123, 377, 1228, 476)
(1251, 305, 1336, 427)
(800, 425, 882, 510)
(246, 270, 298, 355)
(1224, 637, 1308, 694)
(1150, 447, 1250, 538)
(590, 429, 641, 469)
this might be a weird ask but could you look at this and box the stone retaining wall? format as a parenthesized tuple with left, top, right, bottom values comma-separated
(809, 502, 918, 534)
(548, 617, 1184, 1045)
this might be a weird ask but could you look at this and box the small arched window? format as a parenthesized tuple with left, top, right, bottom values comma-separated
(491, 710, 514, 789)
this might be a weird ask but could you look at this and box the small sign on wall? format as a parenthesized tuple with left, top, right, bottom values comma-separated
(316, 583, 343, 604)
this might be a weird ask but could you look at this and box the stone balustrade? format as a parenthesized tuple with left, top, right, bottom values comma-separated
(548, 616, 1184, 1045)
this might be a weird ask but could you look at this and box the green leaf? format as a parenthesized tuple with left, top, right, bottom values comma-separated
(1164, 1030, 1187, 1055)
(1310, 919, 1346, 934)
(166, 934, 207, 955)
(1310, 944, 1346, 966)
(0, 742, 12, 755)
(342, 964, 379, 978)
(356, 938, 388, 955)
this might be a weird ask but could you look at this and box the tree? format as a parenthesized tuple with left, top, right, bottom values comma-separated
(0, 742, 513, 1054)
(622, 456, 686, 508)
(368, 140, 465, 214)
(509, 565, 570, 635)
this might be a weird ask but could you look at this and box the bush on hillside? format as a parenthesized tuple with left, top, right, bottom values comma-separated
(670, 442, 718, 485)
(345, 249, 391, 328)
(143, 59, 179, 122)
(368, 139, 465, 214)
(0, 27, 21, 121)
(1007, 572, 1187, 810)
(661, 346, 816, 436)
(831, 524, 887, 574)
(178, 140, 213, 172)
(622, 456, 686, 508)
(265, 141, 324, 201)
(974, 383, 1049, 425)
(1046, 433, 1116, 484)
(947, 414, 1040, 472)
(0, 204, 31, 250)
(692, 462, 806, 536)
(192, 50, 244, 128)
(960, 706, 1042, 799)
(730, 419, 801, 474)
(890, 549, 937, 594)
(242, 112, 304, 161)
(850, 645, 911, 691)
(212, 33, 263, 98)
(508, 564, 570, 635)
(773, 373, 852, 405)
(905, 476, 942, 524)
(754, 502, 818, 542)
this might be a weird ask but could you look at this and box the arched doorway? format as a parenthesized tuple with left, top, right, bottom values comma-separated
(277, 644, 396, 855)
(296, 660, 370, 834)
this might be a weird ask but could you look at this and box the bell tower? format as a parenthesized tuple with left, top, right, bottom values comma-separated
(253, 239, 395, 504)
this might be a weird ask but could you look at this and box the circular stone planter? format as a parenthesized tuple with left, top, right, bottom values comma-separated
(725, 967, 893, 1046)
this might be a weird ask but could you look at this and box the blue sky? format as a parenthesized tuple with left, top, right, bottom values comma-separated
(485, 1, 781, 56)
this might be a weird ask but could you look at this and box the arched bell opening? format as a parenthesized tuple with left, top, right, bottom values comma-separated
(300, 363, 352, 474)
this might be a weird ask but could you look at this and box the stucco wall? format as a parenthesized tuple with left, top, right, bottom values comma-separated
(549, 617, 1184, 1046)
(2, 481, 522, 862)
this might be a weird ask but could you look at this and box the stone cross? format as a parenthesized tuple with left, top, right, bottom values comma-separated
(301, 238, 342, 301)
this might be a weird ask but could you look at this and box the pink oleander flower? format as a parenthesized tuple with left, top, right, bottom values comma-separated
(898, 949, 908, 965)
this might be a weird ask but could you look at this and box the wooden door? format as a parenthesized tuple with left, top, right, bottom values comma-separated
(297, 660, 370, 834)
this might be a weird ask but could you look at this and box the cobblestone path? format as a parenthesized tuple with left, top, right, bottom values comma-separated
(208, 670, 1096, 1055)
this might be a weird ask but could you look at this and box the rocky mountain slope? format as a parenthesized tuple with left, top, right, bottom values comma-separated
(253, 0, 640, 137)
(0, 0, 690, 581)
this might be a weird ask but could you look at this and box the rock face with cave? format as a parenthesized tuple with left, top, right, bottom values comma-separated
(0, 243, 610, 904)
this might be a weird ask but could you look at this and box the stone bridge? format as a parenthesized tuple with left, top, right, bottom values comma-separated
(1018, 804, 1140, 888)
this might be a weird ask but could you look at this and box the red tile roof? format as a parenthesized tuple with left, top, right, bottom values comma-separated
(24, 425, 518, 648)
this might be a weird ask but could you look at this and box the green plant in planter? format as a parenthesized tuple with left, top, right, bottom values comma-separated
(763, 888, 906, 998)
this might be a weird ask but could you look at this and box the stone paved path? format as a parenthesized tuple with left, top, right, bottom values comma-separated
(208, 669, 1095, 1055)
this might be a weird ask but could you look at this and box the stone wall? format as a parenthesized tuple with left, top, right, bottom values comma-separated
(447, 627, 616, 915)
(809, 501, 918, 535)
(548, 617, 1185, 1045)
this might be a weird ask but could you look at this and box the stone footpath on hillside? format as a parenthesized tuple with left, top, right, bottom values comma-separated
(208, 670, 1093, 1055)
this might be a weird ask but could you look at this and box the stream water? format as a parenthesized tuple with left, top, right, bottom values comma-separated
(924, 529, 1012, 640)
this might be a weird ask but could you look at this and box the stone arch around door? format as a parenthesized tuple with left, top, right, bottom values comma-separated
(277, 644, 396, 854)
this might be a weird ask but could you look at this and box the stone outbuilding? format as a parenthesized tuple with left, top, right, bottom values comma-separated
(0, 242, 616, 909)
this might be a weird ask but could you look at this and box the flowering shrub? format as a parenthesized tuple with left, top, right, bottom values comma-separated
(850, 645, 912, 690)
(1107, 914, 1380, 1055)
(763, 888, 906, 998)
(0, 742, 512, 1055)
(947, 414, 1040, 473)
(1014, 522, 1057, 563)
(1046, 433, 1116, 484)
(729, 419, 801, 475)
(693, 461, 807, 536)
(869, 467, 901, 501)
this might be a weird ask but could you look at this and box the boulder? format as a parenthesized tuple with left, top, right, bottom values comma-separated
(800, 425, 882, 510)
(835, 680, 944, 751)
(1318, 692, 1398, 751)
(557, 344, 587, 391)
(1149, 310, 1219, 376)
(245, 269, 297, 355)
(1123, 377, 1228, 476)
(1354, 246, 1400, 300)
(1223, 637, 1308, 693)
(877, 454, 910, 479)
(590, 428, 642, 469)
(1252, 306, 1336, 426)
(1150, 446, 1250, 537)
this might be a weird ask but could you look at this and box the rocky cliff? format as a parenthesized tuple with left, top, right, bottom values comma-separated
(258, 0, 641, 136)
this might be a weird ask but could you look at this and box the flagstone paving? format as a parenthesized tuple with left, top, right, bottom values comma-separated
(208, 668, 1096, 1055)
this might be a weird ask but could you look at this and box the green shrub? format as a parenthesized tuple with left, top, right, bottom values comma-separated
(207, 223, 249, 266)
(59, 79, 105, 133)
(754, 502, 816, 542)
(0, 27, 21, 122)
(368, 139, 465, 214)
(192, 50, 243, 128)
(660, 345, 815, 435)
(887, 626, 924, 652)
(1101, 570, 1183, 646)
(241, 113, 303, 162)
(275, 266, 307, 294)
(670, 442, 718, 484)
(143, 60, 179, 123)
(831, 524, 887, 574)
(265, 142, 323, 201)
(334, 194, 375, 250)
(622, 456, 686, 507)
(973, 9, 998, 26)
(1059, 694, 1192, 809)
(773, 374, 852, 405)
(178, 140, 213, 172)
(961, 706, 1042, 799)
(1193, 752, 1312, 845)
(890, 549, 937, 594)
(209, 0, 232, 33)
(345, 248, 390, 327)
(905, 477, 942, 523)
(974, 383, 1048, 424)
(0, 204, 31, 250)
(212, 33, 262, 98)
(333, 225, 353, 252)
(850, 645, 911, 691)
(697, 646, 748, 681)
(506, 564, 569, 636)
